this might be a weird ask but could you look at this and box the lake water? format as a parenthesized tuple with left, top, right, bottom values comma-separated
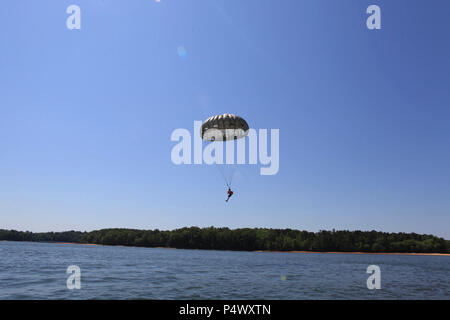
(0, 241, 449, 299)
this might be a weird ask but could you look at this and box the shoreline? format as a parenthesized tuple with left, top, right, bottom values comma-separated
(54, 242, 450, 256)
(3, 240, 449, 256)
(254, 250, 450, 256)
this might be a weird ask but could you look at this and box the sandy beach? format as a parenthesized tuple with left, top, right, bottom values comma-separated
(255, 250, 450, 256)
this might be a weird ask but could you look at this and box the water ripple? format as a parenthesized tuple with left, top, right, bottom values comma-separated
(0, 241, 449, 299)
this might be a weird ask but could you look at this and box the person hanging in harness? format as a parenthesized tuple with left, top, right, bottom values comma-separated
(226, 188, 234, 202)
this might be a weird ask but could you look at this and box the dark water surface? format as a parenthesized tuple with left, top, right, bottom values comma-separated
(0, 241, 448, 299)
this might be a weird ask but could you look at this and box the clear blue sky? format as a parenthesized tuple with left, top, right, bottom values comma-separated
(1, 0, 449, 238)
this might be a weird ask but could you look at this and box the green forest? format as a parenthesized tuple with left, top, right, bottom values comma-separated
(1, 227, 449, 253)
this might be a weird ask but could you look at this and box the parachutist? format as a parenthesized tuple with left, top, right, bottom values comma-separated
(226, 188, 234, 202)
(200, 114, 249, 198)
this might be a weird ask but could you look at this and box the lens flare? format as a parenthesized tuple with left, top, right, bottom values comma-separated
(177, 46, 187, 60)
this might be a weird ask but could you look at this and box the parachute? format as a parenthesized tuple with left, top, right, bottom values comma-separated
(201, 114, 249, 142)
(200, 114, 249, 191)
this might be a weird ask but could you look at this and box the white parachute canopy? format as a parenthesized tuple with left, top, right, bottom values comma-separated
(200, 114, 249, 141)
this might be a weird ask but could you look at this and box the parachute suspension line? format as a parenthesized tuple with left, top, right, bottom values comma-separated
(216, 166, 236, 189)
(227, 167, 237, 187)
(210, 140, 233, 188)
(216, 164, 230, 187)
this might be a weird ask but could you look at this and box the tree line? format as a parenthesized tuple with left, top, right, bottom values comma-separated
(1, 227, 449, 253)
(0, 230, 85, 243)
